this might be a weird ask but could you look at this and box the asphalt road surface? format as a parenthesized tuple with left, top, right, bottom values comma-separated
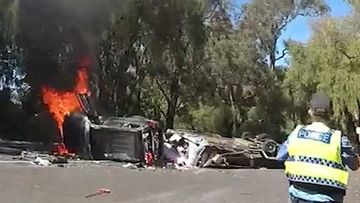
(0, 163, 359, 203)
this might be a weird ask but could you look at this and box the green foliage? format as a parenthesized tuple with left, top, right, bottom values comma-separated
(239, 0, 328, 69)
(97, 0, 214, 129)
(175, 103, 233, 136)
(285, 9, 360, 141)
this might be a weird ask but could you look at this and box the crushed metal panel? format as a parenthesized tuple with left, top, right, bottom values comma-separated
(165, 129, 280, 168)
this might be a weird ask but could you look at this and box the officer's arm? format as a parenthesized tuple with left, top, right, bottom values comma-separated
(341, 136, 359, 171)
(276, 140, 289, 161)
(276, 126, 302, 162)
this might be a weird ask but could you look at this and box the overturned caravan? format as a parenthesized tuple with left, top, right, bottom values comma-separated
(62, 94, 163, 166)
(164, 129, 282, 168)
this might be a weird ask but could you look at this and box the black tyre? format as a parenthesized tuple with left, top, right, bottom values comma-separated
(262, 139, 278, 157)
(63, 112, 93, 159)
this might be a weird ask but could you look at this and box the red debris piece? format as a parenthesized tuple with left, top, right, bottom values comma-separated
(85, 188, 111, 198)
(145, 152, 154, 166)
(146, 120, 158, 129)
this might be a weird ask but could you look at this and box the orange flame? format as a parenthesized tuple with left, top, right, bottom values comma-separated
(41, 57, 90, 140)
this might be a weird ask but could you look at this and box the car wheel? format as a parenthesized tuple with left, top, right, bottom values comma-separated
(262, 139, 278, 157)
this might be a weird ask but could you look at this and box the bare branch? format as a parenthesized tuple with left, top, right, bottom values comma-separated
(140, 95, 166, 119)
(155, 79, 171, 104)
(204, 1, 221, 20)
(158, 103, 167, 119)
(275, 48, 289, 61)
(339, 49, 359, 60)
(176, 102, 184, 111)
(335, 40, 360, 60)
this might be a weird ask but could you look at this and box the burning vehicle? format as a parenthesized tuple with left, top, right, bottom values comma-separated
(163, 129, 281, 168)
(38, 73, 280, 169)
(59, 92, 164, 166)
(31, 42, 163, 166)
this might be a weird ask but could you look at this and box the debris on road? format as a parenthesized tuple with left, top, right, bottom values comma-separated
(122, 163, 138, 169)
(33, 157, 51, 167)
(85, 188, 111, 198)
(50, 157, 68, 164)
(163, 129, 207, 169)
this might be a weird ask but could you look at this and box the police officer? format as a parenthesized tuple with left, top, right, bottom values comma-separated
(277, 93, 359, 203)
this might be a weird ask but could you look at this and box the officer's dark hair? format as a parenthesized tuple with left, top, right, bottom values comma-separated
(311, 110, 330, 122)
(309, 92, 332, 122)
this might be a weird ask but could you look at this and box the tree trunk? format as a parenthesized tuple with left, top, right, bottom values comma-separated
(269, 40, 277, 71)
(346, 119, 360, 153)
(357, 99, 360, 127)
(289, 89, 295, 121)
(165, 78, 180, 129)
(165, 103, 176, 129)
(165, 91, 178, 129)
(229, 86, 236, 137)
(342, 109, 357, 146)
(269, 50, 276, 71)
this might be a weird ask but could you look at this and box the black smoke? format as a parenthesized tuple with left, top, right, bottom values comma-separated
(18, 0, 112, 91)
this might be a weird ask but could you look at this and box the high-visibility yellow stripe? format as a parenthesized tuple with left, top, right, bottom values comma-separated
(289, 142, 340, 161)
(285, 162, 348, 185)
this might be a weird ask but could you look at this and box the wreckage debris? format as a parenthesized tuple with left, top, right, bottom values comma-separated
(0, 80, 279, 170)
(85, 188, 111, 198)
(163, 129, 281, 169)
(0, 128, 282, 170)
(34, 157, 51, 167)
(122, 163, 139, 169)
(1, 91, 281, 170)
(51, 157, 69, 164)
(63, 110, 164, 166)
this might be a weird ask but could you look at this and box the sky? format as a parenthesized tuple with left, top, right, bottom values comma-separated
(233, 0, 352, 65)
